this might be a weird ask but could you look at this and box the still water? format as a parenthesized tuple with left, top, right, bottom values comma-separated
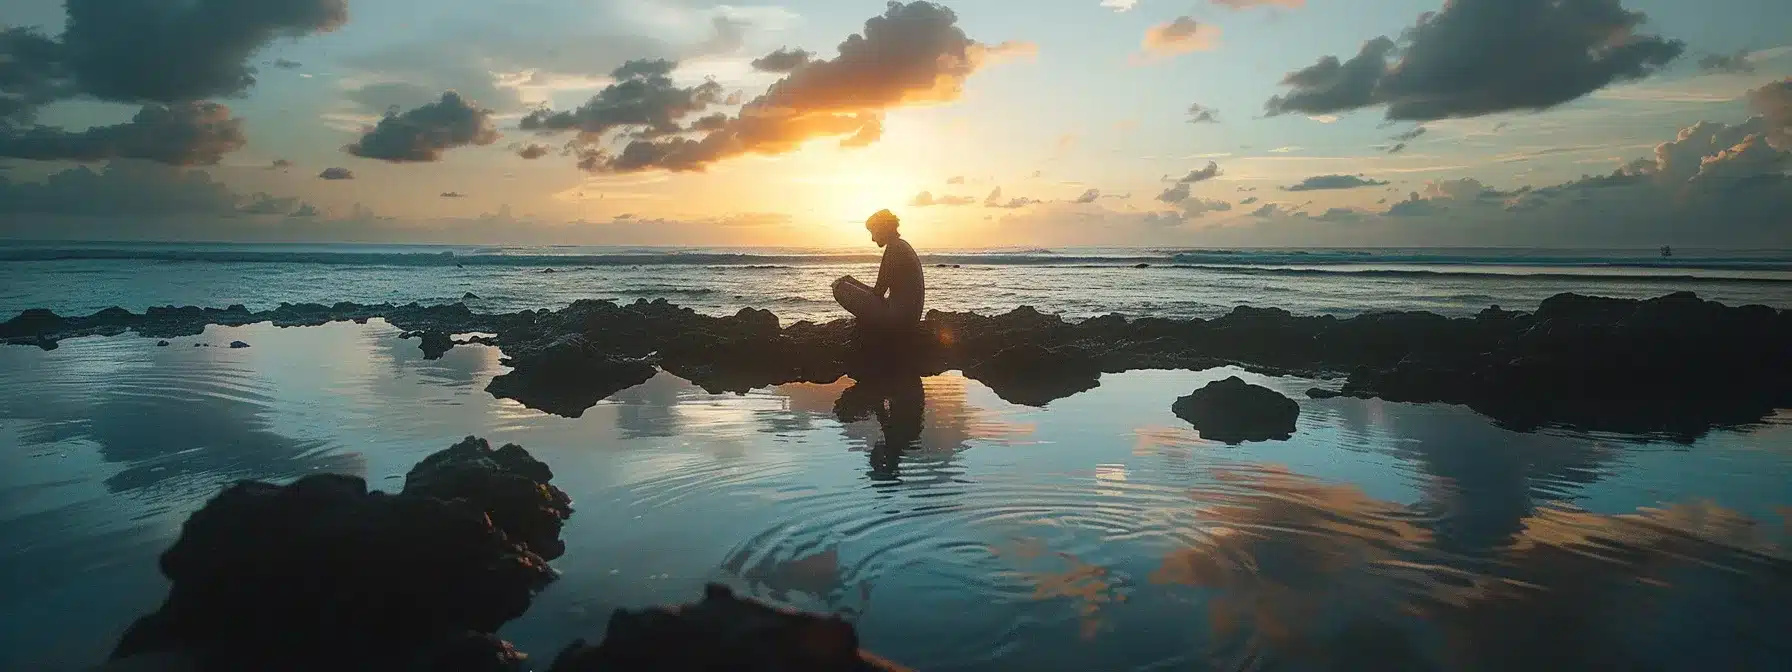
(1, 321, 1788, 671)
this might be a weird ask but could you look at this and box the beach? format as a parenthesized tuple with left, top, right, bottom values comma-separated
(2, 245, 1790, 670)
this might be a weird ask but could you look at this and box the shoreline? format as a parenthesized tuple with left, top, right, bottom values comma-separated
(4, 291, 1787, 439)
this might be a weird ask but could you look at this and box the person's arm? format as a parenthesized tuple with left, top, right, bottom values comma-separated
(872, 248, 893, 298)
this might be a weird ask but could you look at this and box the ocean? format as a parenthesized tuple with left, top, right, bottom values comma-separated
(1, 243, 1790, 670)
(4, 242, 1790, 321)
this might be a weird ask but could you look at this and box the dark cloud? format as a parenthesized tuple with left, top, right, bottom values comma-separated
(574, 2, 1029, 173)
(1156, 161, 1223, 203)
(0, 161, 311, 217)
(345, 91, 500, 163)
(0, 28, 73, 128)
(1249, 202, 1289, 218)
(1387, 143, 1408, 154)
(1315, 207, 1363, 222)
(1176, 197, 1232, 218)
(318, 167, 354, 180)
(1186, 102, 1218, 124)
(0, 101, 245, 165)
(1747, 78, 1790, 149)
(60, 0, 348, 103)
(910, 190, 976, 206)
(1697, 50, 1755, 75)
(519, 59, 724, 140)
(271, 58, 303, 70)
(1284, 174, 1390, 191)
(440, 191, 465, 198)
(1073, 188, 1101, 204)
(751, 47, 814, 73)
(515, 143, 551, 160)
(983, 186, 1037, 209)
(1266, 0, 1684, 121)
(1390, 126, 1427, 142)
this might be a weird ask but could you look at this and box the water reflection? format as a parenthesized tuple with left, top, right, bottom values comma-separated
(0, 323, 1787, 671)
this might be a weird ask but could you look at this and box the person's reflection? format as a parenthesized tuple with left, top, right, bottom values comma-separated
(833, 372, 924, 480)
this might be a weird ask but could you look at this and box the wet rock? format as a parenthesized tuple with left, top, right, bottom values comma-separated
(1134, 263, 1150, 269)
(485, 334, 658, 418)
(1173, 376, 1300, 444)
(228, 341, 250, 349)
(1306, 387, 1343, 399)
(547, 583, 912, 672)
(402, 330, 455, 360)
(156, 340, 170, 347)
(463, 292, 480, 300)
(402, 437, 573, 560)
(110, 437, 566, 672)
(964, 342, 1102, 407)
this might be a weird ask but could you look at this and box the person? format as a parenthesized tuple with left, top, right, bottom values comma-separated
(832, 209, 925, 329)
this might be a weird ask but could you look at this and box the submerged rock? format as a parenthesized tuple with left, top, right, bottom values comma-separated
(110, 437, 566, 671)
(547, 583, 913, 672)
(1173, 376, 1300, 444)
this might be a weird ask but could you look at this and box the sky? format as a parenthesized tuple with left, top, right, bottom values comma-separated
(1, 0, 1789, 248)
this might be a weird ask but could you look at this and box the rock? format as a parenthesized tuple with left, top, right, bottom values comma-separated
(402, 437, 573, 560)
(1173, 376, 1300, 444)
(1134, 263, 1150, 269)
(1305, 387, 1344, 399)
(156, 340, 170, 347)
(402, 330, 455, 360)
(540, 268, 557, 274)
(110, 437, 567, 671)
(228, 341, 250, 349)
(463, 292, 480, 300)
(485, 334, 658, 418)
(547, 583, 912, 672)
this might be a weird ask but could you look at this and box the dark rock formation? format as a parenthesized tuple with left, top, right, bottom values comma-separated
(109, 437, 565, 672)
(227, 341, 250, 349)
(484, 333, 657, 418)
(547, 583, 912, 672)
(402, 330, 455, 360)
(1172, 376, 1301, 444)
(463, 292, 481, 300)
(155, 340, 170, 347)
(402, 437, 573, 561)
(6, 291, 1788, 438)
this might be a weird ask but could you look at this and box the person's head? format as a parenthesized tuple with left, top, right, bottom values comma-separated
(865, 209, 900, 247)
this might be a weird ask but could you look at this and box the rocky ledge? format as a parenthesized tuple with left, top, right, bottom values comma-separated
(7, 291, 1788, 438)
(103, 438, 906, 672)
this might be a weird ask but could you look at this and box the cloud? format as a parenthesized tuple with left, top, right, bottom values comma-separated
(565, 2, 1025, 173)
(1240, 196, 1259, 205)
(910, 190, 976, 206)
(1157, 161, 1223, 202)
(1268, 146, 1299, 153)
(345, 91, 500, 163)
(271, 58, 303, 70)
(290, 203, 319, 218)
(520, 59, 724, 140)
(1698, 49, 1756, 75)
(1283, 174, 1390, 191)
(0, 102, 246, 165)
(1140, 17, 1220, 58)
(1099, 0, 1138, 11)
(1747, 78, 1790, 149)
(270, 159, 293, 170)
(1073, 188, 1102, 204)
(1386, 143, 1408, 154)
(516, 143, 551, 160)
(750, 47, 814, 73)
(1176, 197, 1233, 218)
(318, 167, 354, 180)
(1213, 0, 1305, 8)
(983, 186, 1038, 208)
(440, 191, 466, 198)
(0, 161, 311, 217)
(56, 0, 347, 103)
(1391, 126, 1427, 142)
(0, 28, 73, 128)
(946, 175, 965, 184)
(1249, 202, 1290, 217)
(1186, 103, 1219, 124)
(1265, 0, 1684, 121)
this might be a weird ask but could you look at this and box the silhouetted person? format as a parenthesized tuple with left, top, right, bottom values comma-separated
(833, 209, 924, 330)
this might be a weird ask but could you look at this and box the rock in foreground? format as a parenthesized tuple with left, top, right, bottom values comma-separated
(1173, 376, 1300, 444)
(109, 438, 566, 672)
(548, 583, 912, 672)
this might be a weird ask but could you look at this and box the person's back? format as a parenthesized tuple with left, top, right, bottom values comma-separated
(831, 209, 925, 330)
